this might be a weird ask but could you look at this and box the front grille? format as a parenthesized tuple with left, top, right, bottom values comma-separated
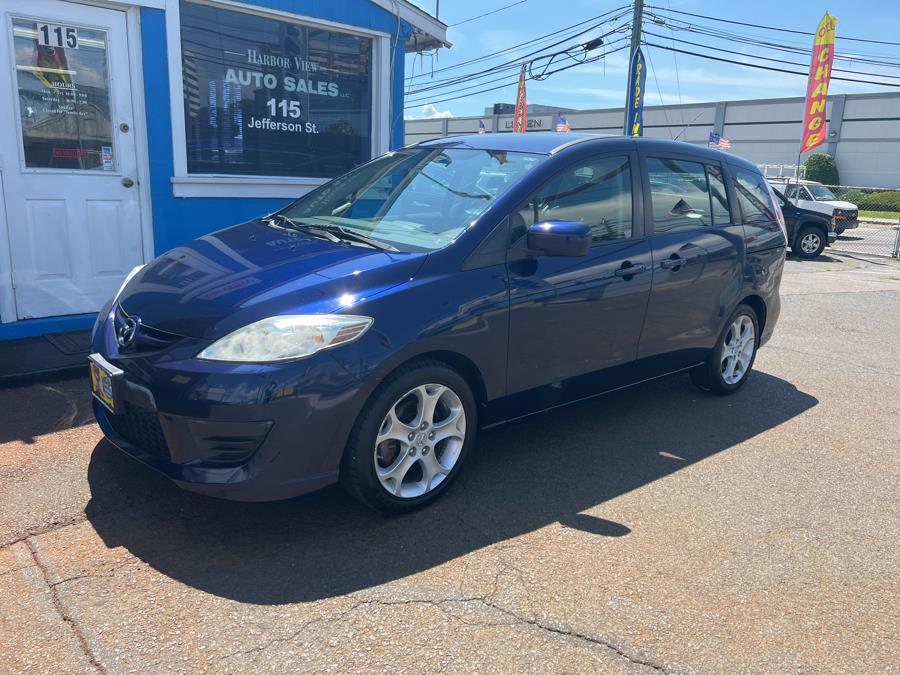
(114, 305, 182, 352)
(108, 402, 170, 459)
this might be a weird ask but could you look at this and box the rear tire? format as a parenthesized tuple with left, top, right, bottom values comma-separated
(792, 226, 826, 259)
(690, 304, 759, 395)
(340, 360, 477, 514)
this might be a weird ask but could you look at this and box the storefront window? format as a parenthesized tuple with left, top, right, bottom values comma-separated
(179, 1, 373, 179)
(12, 18, 114, 171)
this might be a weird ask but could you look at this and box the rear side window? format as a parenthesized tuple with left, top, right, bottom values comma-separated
(512, 155, 633, 244)
(647, 158, 712, 233)
(734, 171, 777, 224)
(707, 165, 732, 224)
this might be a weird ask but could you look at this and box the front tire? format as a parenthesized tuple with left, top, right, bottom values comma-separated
(691, 304, 759, 395)
(340, 360, 477, 514)
(793, 226, 826, 259)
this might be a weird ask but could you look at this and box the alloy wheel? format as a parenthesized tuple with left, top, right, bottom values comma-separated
(720, 315, 755, 385)
(374, 384, 466, 498)
(800, 232, 821, 254)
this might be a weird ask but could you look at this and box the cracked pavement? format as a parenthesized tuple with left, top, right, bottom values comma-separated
(1, 252, 898, 673)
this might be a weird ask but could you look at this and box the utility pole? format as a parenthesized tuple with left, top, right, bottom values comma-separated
(623, 0, 644, 134)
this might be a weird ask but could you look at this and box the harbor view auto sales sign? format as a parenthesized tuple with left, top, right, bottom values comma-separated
(801, 12, 838, 153)
(179, 1, 373, 178)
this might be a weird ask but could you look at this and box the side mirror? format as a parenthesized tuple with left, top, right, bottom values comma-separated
(527, 221, 591, 257)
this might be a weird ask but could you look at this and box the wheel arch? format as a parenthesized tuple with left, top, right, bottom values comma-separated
(740, 294, 767, 335)
(796, 219, 828, 242)
(382, 350, 490, 412)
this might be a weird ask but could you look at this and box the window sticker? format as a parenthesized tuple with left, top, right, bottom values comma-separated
(101, 145, 113, 170)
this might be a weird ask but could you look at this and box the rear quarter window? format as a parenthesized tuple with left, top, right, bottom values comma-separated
(733, 169, 786, 250)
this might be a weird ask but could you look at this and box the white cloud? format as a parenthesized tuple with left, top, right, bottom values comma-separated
(417, 103, 454, 119)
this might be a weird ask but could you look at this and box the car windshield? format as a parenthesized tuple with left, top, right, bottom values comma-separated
(280, 147, 546, 252)
(807, 184, 837, 200)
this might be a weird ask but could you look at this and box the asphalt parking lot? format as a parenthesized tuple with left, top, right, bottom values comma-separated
(1, 252, 898, 673)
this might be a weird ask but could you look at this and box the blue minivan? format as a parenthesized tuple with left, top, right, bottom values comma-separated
(90, 134, 786, 513)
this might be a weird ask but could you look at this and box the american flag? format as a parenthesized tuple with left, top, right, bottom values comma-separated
(556, 115, 571, 133)
(478, 120, 487, 134)
(708, 132, 732, 149)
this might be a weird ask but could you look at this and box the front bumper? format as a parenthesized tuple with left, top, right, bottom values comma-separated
(91, 306, 368, 501)
(834, 218, 859, 231)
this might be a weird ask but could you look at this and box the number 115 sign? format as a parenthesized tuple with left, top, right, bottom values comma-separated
(36, 23, 79, 49)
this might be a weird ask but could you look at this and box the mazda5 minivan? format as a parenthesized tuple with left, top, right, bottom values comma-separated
(90, 134, 786, 513)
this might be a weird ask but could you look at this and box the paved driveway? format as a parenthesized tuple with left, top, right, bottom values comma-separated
(1, 253, 898, 673)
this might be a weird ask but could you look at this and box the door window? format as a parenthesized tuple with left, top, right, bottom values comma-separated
(733, 171, 777, 225)
(511, 155, 633, 245)
(11, 18, 114, 171)
(647, 157, 715, 233)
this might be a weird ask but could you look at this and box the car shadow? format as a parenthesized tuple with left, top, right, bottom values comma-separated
(787, 253, 843, 263)
(85, 370, 817, 604)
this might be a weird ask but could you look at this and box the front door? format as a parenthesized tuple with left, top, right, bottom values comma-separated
(0, 0, 143, 320)
(505, 152, 652, 409)
(637, 155, 745, 376)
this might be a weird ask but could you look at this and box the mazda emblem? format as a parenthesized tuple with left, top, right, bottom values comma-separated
(117, 316, 141, 348)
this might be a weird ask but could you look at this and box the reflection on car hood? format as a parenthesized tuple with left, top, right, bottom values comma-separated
(118, 218, 427, 340)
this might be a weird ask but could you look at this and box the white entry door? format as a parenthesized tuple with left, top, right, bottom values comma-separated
(0, 0, 144, 320)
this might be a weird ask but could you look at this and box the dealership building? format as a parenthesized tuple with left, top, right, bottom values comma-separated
(0, 0, 447, 340)
(406, 91, 900, 189)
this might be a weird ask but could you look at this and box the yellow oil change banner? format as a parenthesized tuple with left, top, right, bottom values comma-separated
(801, 12, 838, 153)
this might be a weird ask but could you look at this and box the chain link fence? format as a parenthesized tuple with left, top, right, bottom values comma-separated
(823, 185, 900, 258)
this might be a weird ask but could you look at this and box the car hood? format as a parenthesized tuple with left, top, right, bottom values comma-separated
(118, 219, 427, 340)
(821, 200, 857, 210)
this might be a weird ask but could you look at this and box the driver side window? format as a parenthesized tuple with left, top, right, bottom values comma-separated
(510, 155, 633, 246)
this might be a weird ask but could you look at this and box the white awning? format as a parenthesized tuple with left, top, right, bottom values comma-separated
(369, 0, 451, 52)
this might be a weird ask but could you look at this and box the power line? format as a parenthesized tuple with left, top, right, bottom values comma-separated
(641, 30, 900, 81)
(448, 0, 532, 27)
(406, 4, 629, 80)
(644, 13, 900, 66)
(642, 41, 900, 88)
(406, 36, 630, 105)
(645, 5, 900, 47)
(407, 23, 630, 98)
(405, 45, 629, 109)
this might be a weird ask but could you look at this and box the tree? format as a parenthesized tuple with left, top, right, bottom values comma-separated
(804, 153, 840, 185)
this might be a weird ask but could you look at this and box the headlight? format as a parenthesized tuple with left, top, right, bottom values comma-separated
(197, 315, 373, 363)
(113, 264, 145, 304)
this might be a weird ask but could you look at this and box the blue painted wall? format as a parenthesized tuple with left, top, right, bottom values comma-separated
(0, 1, 412, 339)
(141, 0, 411, 255)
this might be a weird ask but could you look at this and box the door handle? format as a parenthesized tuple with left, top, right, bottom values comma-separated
(614, 263, 646, 278)
(121, 177, 135, 188)
(660, 256, 682, 270)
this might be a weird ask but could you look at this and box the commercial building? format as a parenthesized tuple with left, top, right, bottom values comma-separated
(405, 91, 900, 188)
(0, 0, 446, 339)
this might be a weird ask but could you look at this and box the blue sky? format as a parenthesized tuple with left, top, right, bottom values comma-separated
(404, 0, 900, 119)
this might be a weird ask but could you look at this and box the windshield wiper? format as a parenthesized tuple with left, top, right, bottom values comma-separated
(297, 221, 398, 252)
(263, 214, 342, 244)
(266, 213, 398, 252)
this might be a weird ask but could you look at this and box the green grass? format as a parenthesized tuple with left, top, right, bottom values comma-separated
(859, 210, 900, 220)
